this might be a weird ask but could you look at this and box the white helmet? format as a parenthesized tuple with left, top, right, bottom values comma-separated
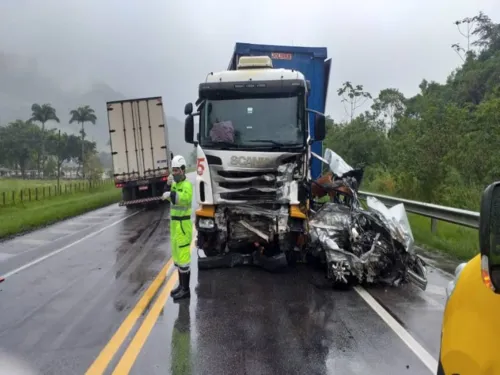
(171, 155, 186, 169)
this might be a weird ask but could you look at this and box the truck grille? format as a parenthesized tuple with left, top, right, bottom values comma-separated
(212, 168, 281, 203)
(220, 190, 277, 201)
(218, 179, 276, 190)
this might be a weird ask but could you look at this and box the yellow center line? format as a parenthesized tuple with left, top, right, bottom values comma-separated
(84, 258, 174, 375)
(111, 271, 179, 375)
(111, 231, 198, 374)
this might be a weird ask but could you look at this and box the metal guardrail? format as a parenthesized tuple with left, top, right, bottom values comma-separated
(358, 191, 480, 230)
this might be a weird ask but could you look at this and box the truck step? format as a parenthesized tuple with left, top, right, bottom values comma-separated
(119, 197, 163, 206)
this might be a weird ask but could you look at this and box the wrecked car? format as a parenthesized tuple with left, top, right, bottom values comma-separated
(307, 149, 428, 290)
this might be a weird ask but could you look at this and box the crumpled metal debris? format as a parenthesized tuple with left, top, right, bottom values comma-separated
(309, 149, 427, 289)
(207, 157, 301, 254)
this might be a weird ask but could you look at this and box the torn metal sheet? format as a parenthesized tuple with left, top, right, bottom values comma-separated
(239, 220, 270, 242)
(216, 204, 290, 251)
(309, 148, 427, 289)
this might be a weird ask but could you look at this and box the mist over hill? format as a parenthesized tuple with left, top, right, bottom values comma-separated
(0, 51, 191, 159)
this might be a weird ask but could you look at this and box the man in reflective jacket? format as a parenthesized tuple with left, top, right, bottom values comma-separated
(162, 155, 193, 301)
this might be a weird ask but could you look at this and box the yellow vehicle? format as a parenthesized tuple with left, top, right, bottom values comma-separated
(438, 181, 500, 375)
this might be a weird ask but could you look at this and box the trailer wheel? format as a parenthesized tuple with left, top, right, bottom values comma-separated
(122, 187, 134, 209)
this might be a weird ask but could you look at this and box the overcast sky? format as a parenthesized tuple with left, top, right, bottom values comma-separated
(1, 0, 499, 122)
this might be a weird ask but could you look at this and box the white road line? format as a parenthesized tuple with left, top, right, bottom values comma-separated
(0, 210, 141, 280)
(354, 286, 438, 373)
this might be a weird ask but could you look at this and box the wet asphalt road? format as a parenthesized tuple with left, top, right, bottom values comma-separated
(0, 173, 457, 374)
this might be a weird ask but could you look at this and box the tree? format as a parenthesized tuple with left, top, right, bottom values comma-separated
(337, 81, 372, 122)
(69, 105, 97, 178)
(46, 132, 82, 179)
(471, 12, 500, 54)
(452, 16, 480, 60)
(74, 139, 97, 177)
(30, 103, 60, 175)
(84, 152, 103, 184)
(324, 112, 388, 168)
(371, 89, 406, 130)
(2, 120, 41, 178)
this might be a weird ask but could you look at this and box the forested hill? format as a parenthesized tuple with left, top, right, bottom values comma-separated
(324, 11, 500, 211)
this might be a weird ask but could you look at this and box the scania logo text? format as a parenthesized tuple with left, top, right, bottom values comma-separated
(229, 156, 273, 168)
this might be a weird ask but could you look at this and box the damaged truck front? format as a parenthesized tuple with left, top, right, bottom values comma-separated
(183, 44, 331, 270)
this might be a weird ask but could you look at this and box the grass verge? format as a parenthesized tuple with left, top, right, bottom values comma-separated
(408, 213, 478, 261)
(0, 178, 113, 206)
(0, 178, 76, 192)
(0, 184, 121, 239)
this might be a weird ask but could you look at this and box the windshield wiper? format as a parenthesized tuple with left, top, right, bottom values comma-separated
(204, 141, 239, 148)
(248, 140, 301, 146)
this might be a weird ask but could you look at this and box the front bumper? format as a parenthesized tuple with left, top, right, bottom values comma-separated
(198, 251, 288, 271)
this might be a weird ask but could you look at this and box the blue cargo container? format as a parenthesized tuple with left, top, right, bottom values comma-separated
(228, 42, 331, 180)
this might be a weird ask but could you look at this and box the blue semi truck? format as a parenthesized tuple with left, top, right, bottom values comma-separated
(183, 42, 331, 270)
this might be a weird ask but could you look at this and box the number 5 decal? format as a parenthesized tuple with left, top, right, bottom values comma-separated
(197, 158, 205, 176)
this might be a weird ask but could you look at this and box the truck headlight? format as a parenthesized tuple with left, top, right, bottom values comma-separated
(445, 262, 467, 301)
(198, 218, 215, 229)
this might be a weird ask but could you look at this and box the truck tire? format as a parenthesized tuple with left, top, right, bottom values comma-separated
(122, 187, 132, 202)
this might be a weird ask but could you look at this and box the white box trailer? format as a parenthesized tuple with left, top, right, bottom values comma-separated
(106, 96, 173, 207)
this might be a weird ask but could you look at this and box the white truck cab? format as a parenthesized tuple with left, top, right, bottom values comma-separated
(184, 55, 326, 271)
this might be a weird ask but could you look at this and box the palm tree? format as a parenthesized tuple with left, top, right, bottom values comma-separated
(30, 103, 60, 176)
(69, 105, 97, 178)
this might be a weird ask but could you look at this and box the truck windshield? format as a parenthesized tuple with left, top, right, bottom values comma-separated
(200, 96, 304, 149)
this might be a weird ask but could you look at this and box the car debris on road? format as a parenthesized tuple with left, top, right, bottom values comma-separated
(308, 149, 428, 290)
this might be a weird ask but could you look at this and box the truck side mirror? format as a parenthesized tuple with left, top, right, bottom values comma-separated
(185, 115, 194, 144)
(184, 102, 193, 116)
(314, 114, 326, 142)
(479, 181, 500, 293)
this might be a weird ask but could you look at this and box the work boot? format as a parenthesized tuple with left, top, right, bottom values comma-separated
(170, 270, 182, 297)
(172, 271, 191, 302)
